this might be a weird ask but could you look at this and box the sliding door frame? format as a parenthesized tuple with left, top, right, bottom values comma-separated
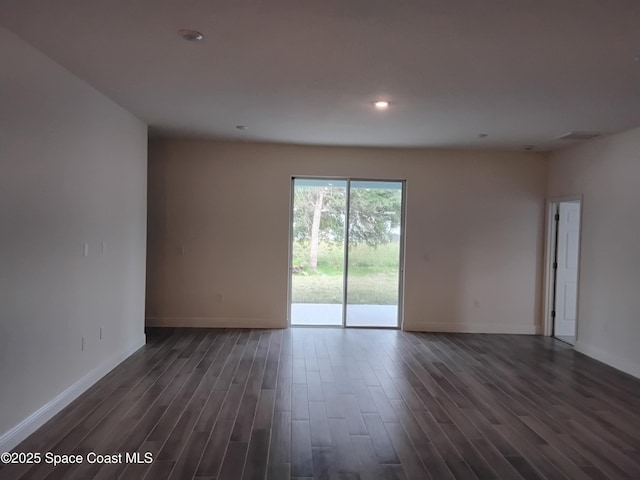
(288, 176, 406, 330)
(341, 181, 352, 328)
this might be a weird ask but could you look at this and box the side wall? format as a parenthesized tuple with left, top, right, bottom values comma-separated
(147, 140, 548, 333)
(0, 29, 148, 448)
(549, 127, 640, 378)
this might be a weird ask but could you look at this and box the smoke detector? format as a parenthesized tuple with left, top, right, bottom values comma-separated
(556, 131, 600, 141)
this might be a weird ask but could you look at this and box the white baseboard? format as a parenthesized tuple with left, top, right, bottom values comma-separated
(146, 317, 287, 329)
(404, 321, 539, 335)
(0, 335, 146, 453)
(574, 341, 640, 379)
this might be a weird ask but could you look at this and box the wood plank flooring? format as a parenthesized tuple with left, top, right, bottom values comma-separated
(2, 328, 640, 480)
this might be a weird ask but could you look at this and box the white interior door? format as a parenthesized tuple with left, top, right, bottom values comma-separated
(554, 201, 581, 337)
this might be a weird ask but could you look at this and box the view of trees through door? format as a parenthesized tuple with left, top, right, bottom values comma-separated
(290, 178, 403, 327)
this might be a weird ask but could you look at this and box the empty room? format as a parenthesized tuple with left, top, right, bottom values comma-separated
(1, 1, 640, 479)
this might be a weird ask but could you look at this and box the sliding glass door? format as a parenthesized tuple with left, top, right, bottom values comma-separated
(289, 178, 404, 328)
(290, 179, 347, 326)
(345, 181, 403, 327)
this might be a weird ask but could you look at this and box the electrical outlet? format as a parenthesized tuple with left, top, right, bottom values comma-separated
(83, 243, 89, 257)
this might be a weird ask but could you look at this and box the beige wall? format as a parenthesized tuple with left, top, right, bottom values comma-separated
(0, 29, 147, 447)
(147, 140, 548, 334)
(549, 127, 640, 378)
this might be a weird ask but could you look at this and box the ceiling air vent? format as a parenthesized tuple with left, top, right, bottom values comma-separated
(556, 131, 600, 141)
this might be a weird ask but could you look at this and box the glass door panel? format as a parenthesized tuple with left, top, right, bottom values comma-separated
(290, 178, 347, 326)
(345, 181, 403, 327)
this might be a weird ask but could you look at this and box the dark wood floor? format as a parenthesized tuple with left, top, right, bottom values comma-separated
(2, 328, 640, 480)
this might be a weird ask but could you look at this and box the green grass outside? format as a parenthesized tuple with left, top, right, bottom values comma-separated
(291, 241, 400, 304)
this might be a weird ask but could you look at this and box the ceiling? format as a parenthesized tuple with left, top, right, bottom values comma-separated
(2, 0, 640, 151)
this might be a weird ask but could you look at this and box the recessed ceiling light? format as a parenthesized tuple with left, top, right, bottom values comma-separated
(236, 125, 248, 130)
(179, 29, 204, 42)
(374, 101, 390, 110)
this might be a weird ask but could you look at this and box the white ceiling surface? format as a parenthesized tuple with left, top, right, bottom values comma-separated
(2, 0, 640, 150)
